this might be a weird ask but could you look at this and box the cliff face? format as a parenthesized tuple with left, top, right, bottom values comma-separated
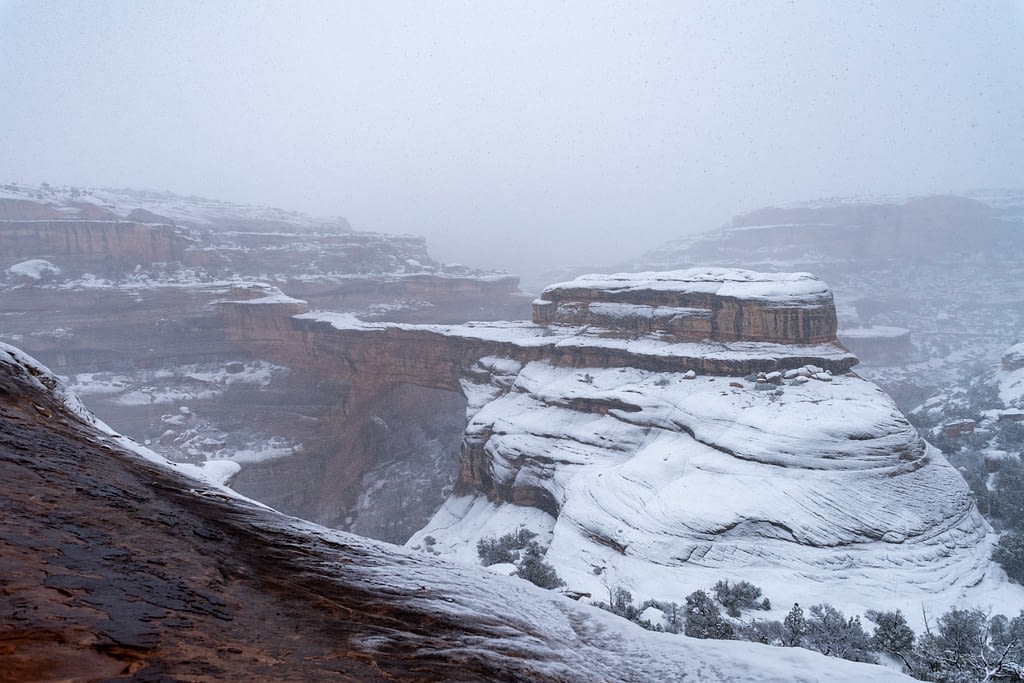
(214, 270, 859, 540)
(0, 188, 532, 545)
(387, 271, 998, 620)
(663, 195, 1013, 266)
(0, 220, 195, 275)
(213, 269, 1002, 617)
(533, 269, 839, 344)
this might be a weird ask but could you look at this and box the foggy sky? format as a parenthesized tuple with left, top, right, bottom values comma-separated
(1, 1, 1022, 276)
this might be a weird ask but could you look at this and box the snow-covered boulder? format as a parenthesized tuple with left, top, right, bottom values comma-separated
(7, 258, 61, 281)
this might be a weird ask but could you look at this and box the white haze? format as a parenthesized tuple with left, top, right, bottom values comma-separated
(1, 1, 1022, 277)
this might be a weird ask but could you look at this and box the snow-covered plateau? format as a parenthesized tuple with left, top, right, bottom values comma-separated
(410, 358, 1020, 626)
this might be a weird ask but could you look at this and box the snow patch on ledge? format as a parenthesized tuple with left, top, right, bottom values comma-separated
(545, 268, 832, 303)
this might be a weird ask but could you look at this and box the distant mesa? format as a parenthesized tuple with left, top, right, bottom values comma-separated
(533, 269, 839, 345)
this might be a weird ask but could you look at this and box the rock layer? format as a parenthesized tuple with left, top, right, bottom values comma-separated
(534, 269, 839, 344)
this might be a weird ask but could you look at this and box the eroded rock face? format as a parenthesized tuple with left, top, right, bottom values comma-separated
(212, 270, 857, 543)
(386, 271, 1000, 619)
(0, 220, 195, 275)
(533, 269, 839, 344)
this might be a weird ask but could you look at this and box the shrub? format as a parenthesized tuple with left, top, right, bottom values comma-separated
(476, 528, 538, 566)
(737, 619, 785, 646)
(513, 542, 565, 589)
(915, 607, 989, 680)
(993, 532, 1024, 584)
(684, 590, 734, 640)
(782, 603, 806, 647)
(712, 579, 765, 616)
(804, 604, 875, 663)
(865, 609, 915, 660)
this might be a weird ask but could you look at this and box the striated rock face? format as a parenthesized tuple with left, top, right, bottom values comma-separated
(533, 269, 839, 344)
(413, 364, 1005, 621)
(0, 220, 195, 275)
(0, 187, 532, 544)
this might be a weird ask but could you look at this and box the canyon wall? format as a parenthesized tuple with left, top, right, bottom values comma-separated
(533, 269, 839, 344)
(0, 220, 195, 274)
(218, 269, 858, 539)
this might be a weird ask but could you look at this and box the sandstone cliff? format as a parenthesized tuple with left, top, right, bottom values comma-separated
(213, 270, 857, 539)
(533, 269, 839, 344)
(387, 270, 1007, 622)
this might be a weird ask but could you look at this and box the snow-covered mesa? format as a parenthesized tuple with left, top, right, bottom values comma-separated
(544, 268, 832, 304)
(405, 270, 1023, 627)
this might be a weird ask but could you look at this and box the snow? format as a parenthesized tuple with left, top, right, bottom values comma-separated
(543, 268, 832, 304)
(288, 518, 916, 682)
(840, 326, 911, 339)
(67, 361, 283, 406)
(7, 259, 61, 280)
(412, 359, 1021, 629)
(298, 312, 857, 367)
(999, 366, 1024, 407)
(586, 302, 709, 320)
(0, 183, 349, 232)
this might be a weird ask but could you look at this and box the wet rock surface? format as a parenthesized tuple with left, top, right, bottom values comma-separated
(0, 355, 540, 681)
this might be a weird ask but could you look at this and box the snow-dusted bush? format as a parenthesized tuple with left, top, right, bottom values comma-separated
(804, 604, 875, 663)
(476, 528, 537, 566)
(865, 609, 915, 666)
(476, 530, 564, 590)
(513, 542, 564, 590)
(684, 590, 734, 640)
(993, 532, 1024, 584)
(712, 579, 767, 617)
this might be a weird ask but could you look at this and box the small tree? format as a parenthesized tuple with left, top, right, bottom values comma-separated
(513, 542, 565, 590)
(865, 609, 916, 672)
(989, 610, 1024, 677)
(609, 587, 639, 621)
(684, 590, 734, 640)
(782, 603, 806, 647)
(993, 532, 1024, 584)
(915, 607, 989, 680)
(803, 604, 873, 662)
